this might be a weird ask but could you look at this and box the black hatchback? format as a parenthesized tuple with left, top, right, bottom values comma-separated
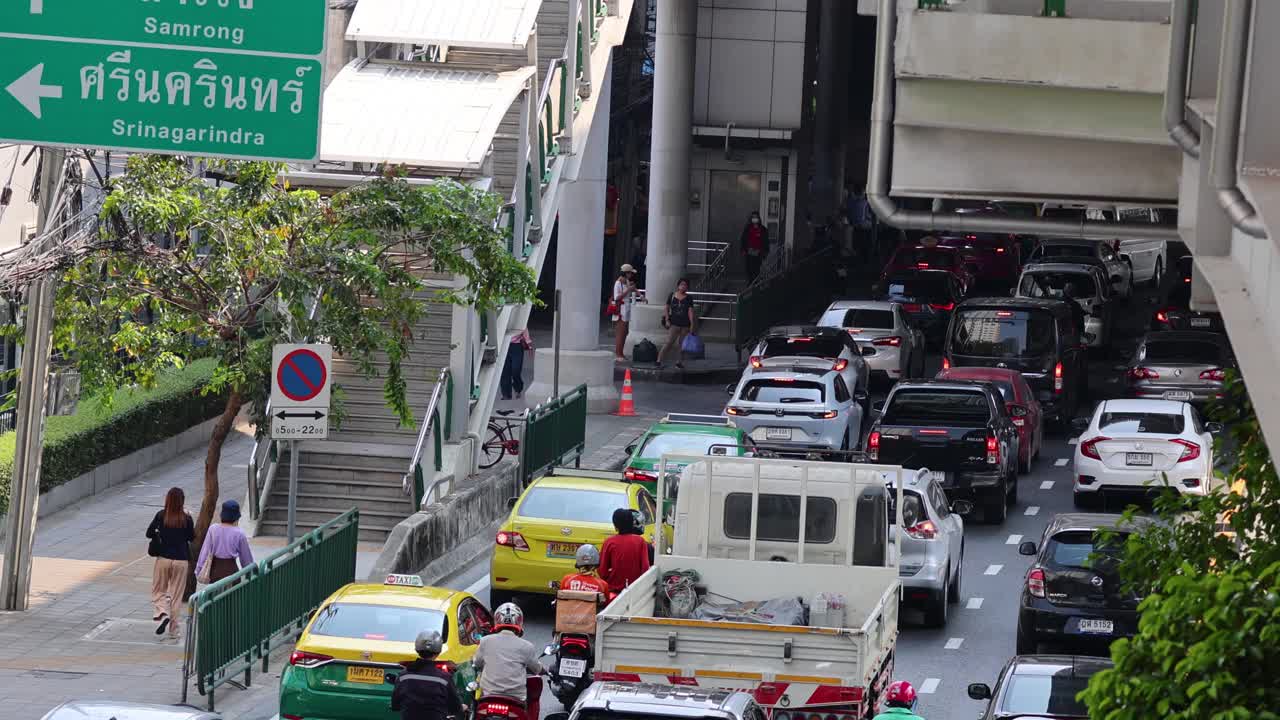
(1016, 513, 1152, 654)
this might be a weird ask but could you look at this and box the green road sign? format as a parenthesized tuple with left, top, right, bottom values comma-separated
(2, 0, 325, 55)
(0, 37, 322, 161)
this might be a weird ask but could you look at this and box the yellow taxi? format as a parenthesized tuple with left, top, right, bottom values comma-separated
(490, 469, 672, 606)
(279, 574, 491, 720)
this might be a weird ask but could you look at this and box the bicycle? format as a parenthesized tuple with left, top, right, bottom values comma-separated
(480, 410, 525, 469)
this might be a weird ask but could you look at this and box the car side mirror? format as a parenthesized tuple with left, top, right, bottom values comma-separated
(873, 400, 885, 412)
(725, 383, 737, 396)
(967, 683, 992, 700)
(625, 444, 637, 455)
(1206, 422, 1223, 434)
(854, 390, 869, 402)
(506, 496, 519, 510)
(1070, 417, 1090, 433)
(1018, 541, 1038, 556)
(951, 499, 974, 515)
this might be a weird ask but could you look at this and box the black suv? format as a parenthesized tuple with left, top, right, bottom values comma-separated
(944, 298, 1088, 425)
(1016, 513, 1152, 654)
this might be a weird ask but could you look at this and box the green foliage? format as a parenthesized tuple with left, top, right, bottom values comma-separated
(0, 359, 222, 515)
(1082, 372, 1280, 720)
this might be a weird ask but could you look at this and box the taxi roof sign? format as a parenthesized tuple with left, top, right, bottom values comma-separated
(385, 573, 424, 587)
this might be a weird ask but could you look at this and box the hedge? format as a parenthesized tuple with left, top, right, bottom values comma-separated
(0, 359, 226, 516)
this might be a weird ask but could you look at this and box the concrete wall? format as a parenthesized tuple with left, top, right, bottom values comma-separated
(694, 0, 806, 130)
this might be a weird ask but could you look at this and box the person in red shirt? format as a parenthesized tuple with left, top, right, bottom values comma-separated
(559, 545, 611, 596)
(740, 211, 770, 282)
(600, 509, 653, 593)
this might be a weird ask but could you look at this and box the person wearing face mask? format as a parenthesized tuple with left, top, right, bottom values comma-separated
(740, 211, 770, 282)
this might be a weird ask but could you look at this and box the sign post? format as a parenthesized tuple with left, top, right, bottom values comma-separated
(271, 343, 332, 542)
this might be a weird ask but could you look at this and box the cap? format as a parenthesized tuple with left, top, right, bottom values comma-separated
(620, 263, 636, 273)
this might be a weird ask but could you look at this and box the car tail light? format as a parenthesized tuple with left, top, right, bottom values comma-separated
(903, 303, 922, 312)
(726, 406, 749, 416)
(1184, 276, 1192, 284)
(868, 431, 880, 461)
(918, 428, 949, 435)
(995, 247, 1006, 253)
(811, 410, 838, 419)
(1154, 309, 1170, 324)
(1027, 568, 1046, 598)
(1053, 362, 1064, 393)
(986, 434, 999, 464)
(1128, 367, 1160, 380)
(1171, 439, 1201, 463)
(905, 520, 938, 540)
(833, 358, 848, 372)
(496, 530, 530, 551)
(942, 356, 950, 370)
(917, 262, 930, 269)
(624, 467, 655, 482)
(1200, 368, 1226, 381)
(996, 311, 1013, 317)
(289, 650, 333, 667)
(929, 302, 955, 311)
(435, 661, 456, 672)
(873, 336, 901, 347)
(480, 701, 516, 718)
(1080, 436, 1109, 460)
(749, 355, 763, 369)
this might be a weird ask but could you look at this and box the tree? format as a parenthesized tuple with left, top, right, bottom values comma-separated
(53, 156, 536, 545)
(1081, 373, 1280, 720)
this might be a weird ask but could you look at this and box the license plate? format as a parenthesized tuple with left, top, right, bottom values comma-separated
(1126, 452, 1153, 466)
(1163, 391, 1193, 401)
(546, 542, 579, 558)
(765, 427, 792, 440)
(559, 658, 587, 679)
(1190, 317, 1210, 327)
(346, 666, 385, 684)
(1078, 618, 1114, 635)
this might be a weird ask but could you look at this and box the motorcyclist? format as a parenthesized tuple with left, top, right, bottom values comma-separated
(472, 602, 542, 705)
(390, 631, 463, 720)
(873, 680, 925, 720)
(559, 544, 612, 597)
(600, 508, 653, 593)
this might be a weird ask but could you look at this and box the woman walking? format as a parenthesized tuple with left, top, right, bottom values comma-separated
(146, 487, 194, 639)
(658, 278, 696, 370)
(500, 329, 534, 400)
(196, 500, 255, 585)
(611, 264, 638, 361)
(739, 211, 770, 283)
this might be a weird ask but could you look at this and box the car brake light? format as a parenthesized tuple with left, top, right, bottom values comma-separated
(1027, 568, 1046, 598)
(482, 701, 514, 718)
(1080, 436, 1109, 460)
(868, 431, 880, 461)
(995, 247, 1006, 253)
(872, 336, 901, 347)
(917, 262, 930, 269)
(1154, 309, 1170, 323)
(1171, 439, 1201, 463)
(986, 434, 999, 464)
(788, 337, 813, 343)
(1128, 367, 1159, 380)
(749, 355, 763, 368)
(289, 650, 333, 667)
(833, 358, 848, 372)
(929, 302, 955, 311)
(905, 520, 938, 540)
(942, 357, 950, 370)
(811, 410, 838, 419)
(919, 429, 949, 435)
(624, 467, 656, 482)
(1199, 368, 1226, 381)
(726, 406, 749, 416)
(996, 311, 1013, 317)
(903, 303, 922, 312)
(1054, 362, 1064, 393)
(1184, 276, 1192, 283)
(435, 661, 456, 672)
(496, 530, 530, 551)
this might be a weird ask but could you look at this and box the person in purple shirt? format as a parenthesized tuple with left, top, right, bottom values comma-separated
(196, 499, 254, 583)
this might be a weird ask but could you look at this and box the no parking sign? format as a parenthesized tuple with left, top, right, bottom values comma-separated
(270, 343, 332, 439)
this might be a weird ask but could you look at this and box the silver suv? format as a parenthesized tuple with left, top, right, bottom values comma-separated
(547, 683, 764, 720)
(889, 470, 971, 628)
(725, 367, 867, 451)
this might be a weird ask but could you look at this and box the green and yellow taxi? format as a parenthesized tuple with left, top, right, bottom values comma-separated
(623, 414, 752, 507)
(279, 574, 490, 720)
(489, 469, 672, 606)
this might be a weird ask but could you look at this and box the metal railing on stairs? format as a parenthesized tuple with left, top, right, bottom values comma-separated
(690, 240, 731, 292)
(403, 367, 454, 509)
(182, 509, 359, 711)
(734, 246, 837, 350)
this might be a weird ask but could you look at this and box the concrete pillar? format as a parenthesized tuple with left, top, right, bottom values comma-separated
(631, 0, 697, 347)
(526, 66, 619, 413)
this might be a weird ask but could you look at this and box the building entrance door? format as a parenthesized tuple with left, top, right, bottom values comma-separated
(706, 171, 762, 288)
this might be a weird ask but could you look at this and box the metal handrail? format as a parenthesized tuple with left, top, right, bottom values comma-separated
(402, 366, 452, 509)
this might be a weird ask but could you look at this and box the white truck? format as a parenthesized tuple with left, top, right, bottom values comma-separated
(594, 454, 905, 719)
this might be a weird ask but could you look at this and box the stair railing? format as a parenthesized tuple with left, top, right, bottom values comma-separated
(690, 240, 730, 293)
(402, 367, 453, 511)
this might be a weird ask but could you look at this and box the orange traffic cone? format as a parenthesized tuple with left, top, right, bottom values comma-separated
(615, 369, 636, 416)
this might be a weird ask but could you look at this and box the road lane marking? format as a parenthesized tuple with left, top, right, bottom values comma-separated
(920, 678, 941, 694)
(985, 564, 1003, 575)
(1025, 505, 1040, 516)
(1006, 534, 1022, 545)
(465, 577, 490, 596)
(966, 597, 984, 609)
(1068, 437, 1079, 444)
(1054, 458, 1069, 467)
(1040, 480, 1055, 490)
(945, 638, 964, 650)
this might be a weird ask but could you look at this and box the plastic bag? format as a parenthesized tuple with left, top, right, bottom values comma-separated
(681, 333, 705, 358)
(632, 338, 659, 363)
(691, 596, 807, 626)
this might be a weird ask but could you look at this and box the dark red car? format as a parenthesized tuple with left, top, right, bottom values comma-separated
(881, 240, 976, 295)
(937, 234, 1022, 291)
(936, 366, 1043, 473)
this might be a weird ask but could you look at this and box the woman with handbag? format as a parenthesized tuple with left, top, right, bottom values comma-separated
(195, 500, 254, 586)
(146, 487, 194, 638)
(658, 278, 697, 370)
(610, 264, 638, 361)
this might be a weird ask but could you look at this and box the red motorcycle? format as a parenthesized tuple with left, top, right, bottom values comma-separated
(472, 676, 542, 720)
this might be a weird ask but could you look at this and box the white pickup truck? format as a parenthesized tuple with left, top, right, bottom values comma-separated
(594, 454, 904, 719)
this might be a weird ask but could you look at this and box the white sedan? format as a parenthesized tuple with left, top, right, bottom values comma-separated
(1072, 399, 1220, 508)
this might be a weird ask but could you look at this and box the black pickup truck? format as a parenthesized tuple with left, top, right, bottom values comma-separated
(867, 380, 1020, 523)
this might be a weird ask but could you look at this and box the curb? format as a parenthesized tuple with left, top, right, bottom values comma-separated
(613, 364, 742, 386)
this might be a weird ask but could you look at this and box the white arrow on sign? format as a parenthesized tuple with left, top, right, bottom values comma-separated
(6, 64, 63, 119)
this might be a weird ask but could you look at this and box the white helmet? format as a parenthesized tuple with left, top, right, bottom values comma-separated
(575, 544, 601, 570)
(493, 602, 525, 635)
(415, 630, 443, 659)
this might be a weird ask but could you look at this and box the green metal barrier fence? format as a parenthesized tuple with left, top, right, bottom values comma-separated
(183, 509, 359, 710)
(520, 384, 588, 486)
(734, 247, 837, 350)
